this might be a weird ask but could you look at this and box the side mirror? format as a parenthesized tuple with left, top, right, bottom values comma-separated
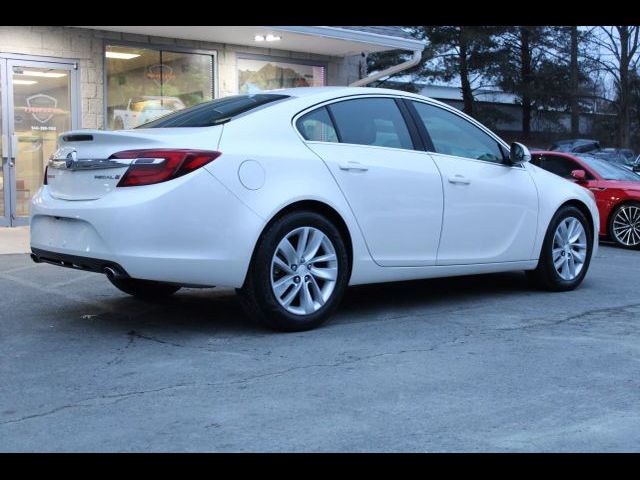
(509, 142, 531, 165)
(571, 169, 587, 183)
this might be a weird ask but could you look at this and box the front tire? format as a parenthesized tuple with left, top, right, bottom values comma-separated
(238, 211, 350, 332)
(108, 276, 181, 299)
(608, 202, 640, 249)
(527, 205, 593, 291)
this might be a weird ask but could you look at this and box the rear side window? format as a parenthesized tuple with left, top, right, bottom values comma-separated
(139, 94, 289, 128)
(411, 101, 505, 163)
(296, 107, 338, 142)
(328, 98, 413, 150)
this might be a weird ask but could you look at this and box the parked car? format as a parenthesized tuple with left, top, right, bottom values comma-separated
(592, 148, 637, 170)
(112, 96, 186, 129)
(531, 151, 640, 249)
(31, 87, 599, 331)
(550, 138, 601, 154)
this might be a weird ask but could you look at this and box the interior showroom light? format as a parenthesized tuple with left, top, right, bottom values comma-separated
(13, 79, 37, 85)
(18, 70, 66, 78)
(105, 51, 141, 60)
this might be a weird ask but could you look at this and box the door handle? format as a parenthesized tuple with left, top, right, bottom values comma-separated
(448, 174, 470, 185)
(339, 161, 368, 172)
(11, 133, 18, 161)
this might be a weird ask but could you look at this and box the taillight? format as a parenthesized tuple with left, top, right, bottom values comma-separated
(110, 149, 222, 187)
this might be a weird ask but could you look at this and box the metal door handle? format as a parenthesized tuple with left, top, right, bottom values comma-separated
(339, 161, 368, 172)
(448, 174, 470, 185)
(11, 134, 17, 160)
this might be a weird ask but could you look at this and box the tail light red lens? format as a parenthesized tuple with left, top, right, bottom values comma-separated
(110, 149, 222, 187)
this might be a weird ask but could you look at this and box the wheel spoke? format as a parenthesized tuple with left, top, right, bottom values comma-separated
(571, 248, 585, 263)
(281, 282, 302, 307)
(309, 252, 336, 264)
(309, 276, 325, 306)
(310, 266, 337, 281)
(301, 282, 315, 314)
(273, 275, 295, 298)
(303, 229, 324, 261)
(296, 227, 309, 259)
(278, 238, 298, 265)
(273, 256, 294, 274)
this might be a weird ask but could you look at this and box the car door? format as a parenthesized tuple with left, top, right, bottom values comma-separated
(407, 100, 538, 266)
(297, 96, 444, 267)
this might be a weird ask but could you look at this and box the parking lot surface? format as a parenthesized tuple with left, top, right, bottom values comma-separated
(1, 244, 639, 452)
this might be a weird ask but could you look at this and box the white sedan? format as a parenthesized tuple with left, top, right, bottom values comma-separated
(30, 87, 599, 331)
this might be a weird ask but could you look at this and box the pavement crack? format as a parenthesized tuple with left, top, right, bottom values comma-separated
(1, 336, 464, 426)
(499, 302, 640, 331)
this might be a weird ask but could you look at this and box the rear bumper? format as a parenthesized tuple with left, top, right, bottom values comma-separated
(31, 247, 129, 278)
(30, 170, 266, 288)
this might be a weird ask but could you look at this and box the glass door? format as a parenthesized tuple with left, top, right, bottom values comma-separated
(5, 58, 78, 226)
(0, 59, 10, 226)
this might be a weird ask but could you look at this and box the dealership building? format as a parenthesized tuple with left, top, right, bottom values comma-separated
(0, 26, 422, 227)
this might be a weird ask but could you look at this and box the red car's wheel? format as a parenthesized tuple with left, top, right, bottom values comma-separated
(608, 201, 640, 249)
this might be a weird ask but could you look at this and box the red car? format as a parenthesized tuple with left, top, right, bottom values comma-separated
(531, 151, 640, 249)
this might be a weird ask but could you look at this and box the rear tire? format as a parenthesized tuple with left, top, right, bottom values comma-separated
(527, 205, 593, 291)
(238, 210, 350, 332)
(108, 276, 181, 299)
(608, 201, 640, 249)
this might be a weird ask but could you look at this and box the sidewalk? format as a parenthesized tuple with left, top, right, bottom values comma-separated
(0, 226, 30, 254)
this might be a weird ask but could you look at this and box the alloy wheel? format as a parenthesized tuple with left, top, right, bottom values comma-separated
(552, 216, 588, 281)
(270, 226, 338, 315)
(612, 205, 640, 247)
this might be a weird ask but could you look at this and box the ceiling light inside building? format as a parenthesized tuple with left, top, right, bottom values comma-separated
(13, 79, 38, 85)
(18, 70, 67, 78)
(254, 35, 265, 42)
(105, 51, 141, 60)
(266, 35, 281, 42)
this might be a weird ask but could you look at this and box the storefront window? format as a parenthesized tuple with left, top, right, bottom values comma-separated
(237, 57, 326, 93)
(105, 45, 214, 129)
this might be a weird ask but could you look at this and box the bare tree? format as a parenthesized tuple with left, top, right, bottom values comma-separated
(587, 26, 640, 147)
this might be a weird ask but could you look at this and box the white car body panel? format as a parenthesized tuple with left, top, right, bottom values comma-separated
(30, 86, 599, 289)
(430, 153, 538, 265)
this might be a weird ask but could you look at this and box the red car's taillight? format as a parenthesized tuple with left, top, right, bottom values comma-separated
(110, 149, 222, 187)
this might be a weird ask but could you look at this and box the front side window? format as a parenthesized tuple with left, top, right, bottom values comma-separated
(541, 155, 592, 180)
(106, 45, 214, 129)
(296, 107, 338, 142)
(411, 101, 505, 163)
(328, 98, 413, 150)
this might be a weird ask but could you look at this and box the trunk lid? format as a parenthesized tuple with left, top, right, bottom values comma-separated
(46, 127, 222, 200)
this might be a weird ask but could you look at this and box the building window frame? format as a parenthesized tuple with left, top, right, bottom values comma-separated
(102, 39, 218, 130)
(235, 52, 328, 94)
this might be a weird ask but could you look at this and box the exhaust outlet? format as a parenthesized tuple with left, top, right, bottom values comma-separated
(103, 266, 118, 279)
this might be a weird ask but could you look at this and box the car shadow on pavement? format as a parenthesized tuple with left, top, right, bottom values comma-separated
(73, 270, 533, 336)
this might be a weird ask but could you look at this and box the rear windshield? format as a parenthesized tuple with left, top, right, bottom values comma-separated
(138, 94, 290, 128)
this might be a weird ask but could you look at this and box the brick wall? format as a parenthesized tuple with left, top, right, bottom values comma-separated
(0, 26, 363, 130)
